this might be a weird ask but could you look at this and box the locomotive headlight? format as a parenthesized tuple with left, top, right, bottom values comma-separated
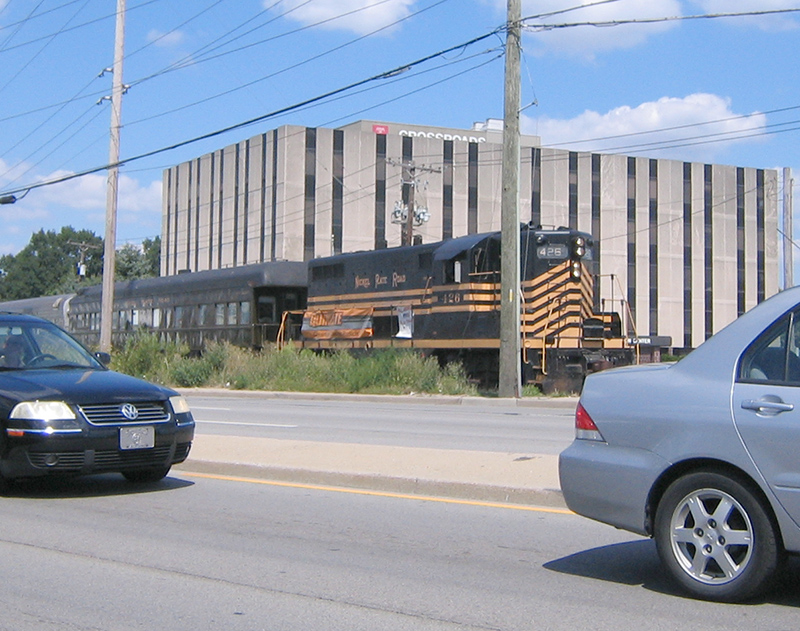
(572, 236, 586, 258)
(571, 261, 582, 279)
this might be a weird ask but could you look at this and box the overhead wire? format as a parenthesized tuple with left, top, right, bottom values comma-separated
(0, 0, 448, 181)
(0, 0, 91, 95)
(0, 0, 47, 52)
(0, 12, 501, 199)
(5, 3, 800, 203)
(0, 0, 90, 36)
(524, 7, 800, 31)
(0, 0, 164, 56)
(124, 0, 453, 128)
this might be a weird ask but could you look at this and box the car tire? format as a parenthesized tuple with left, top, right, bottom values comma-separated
(122, 466, 171, 484)
(654, 470, 781, 602)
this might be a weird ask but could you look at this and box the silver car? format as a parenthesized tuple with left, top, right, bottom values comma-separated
(559, 286, 800, 602)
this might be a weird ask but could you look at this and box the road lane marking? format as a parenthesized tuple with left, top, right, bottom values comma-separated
(180, 471, 573, 515)
(195, 420, 298, 428)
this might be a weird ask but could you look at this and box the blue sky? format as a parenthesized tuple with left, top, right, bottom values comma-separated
(0, 0, 799, 258)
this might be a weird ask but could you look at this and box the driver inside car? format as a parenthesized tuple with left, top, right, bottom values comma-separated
(1, 335, 26, 367)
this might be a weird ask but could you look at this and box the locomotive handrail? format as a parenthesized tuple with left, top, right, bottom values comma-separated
(422, 276, 433, 304)
(276, 311, 291, 349)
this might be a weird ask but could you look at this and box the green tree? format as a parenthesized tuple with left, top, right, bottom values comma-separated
(142, 236, 160, 277)
(0, 227, 103, 300)
(115, 236, 160, 281)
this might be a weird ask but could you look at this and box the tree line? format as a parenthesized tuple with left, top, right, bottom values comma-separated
(0, 226, 160, 301)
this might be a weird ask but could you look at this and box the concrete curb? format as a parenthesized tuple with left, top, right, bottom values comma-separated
(175, 459, 567, 508)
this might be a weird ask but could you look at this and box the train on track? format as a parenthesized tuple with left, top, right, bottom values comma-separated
(0, 225, 667, 392)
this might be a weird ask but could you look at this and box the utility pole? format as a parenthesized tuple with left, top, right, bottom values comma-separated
(499, 0, 521, 398)
(784, 167, 794, 289)
(100, 0, 126, 352)
(403, 161, 416, 247)
(67, 240, 102, 277)
(387, 159, 438, 246)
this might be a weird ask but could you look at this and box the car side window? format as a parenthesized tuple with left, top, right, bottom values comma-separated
(739, 312, 800, 384)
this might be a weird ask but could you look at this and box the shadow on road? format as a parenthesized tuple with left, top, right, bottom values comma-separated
(2, 472, 194, 499)
(545, 539, 800, 606)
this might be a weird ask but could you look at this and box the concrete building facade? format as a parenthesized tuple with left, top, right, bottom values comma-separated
(162, 119, 779, 351)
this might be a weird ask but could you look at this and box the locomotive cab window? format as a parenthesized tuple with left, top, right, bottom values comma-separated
(283, 291, 303, 312)
(444, 259, 463, 284)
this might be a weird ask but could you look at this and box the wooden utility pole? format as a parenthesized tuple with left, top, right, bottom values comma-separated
(403, 161, 416, 247)
(100, 0, 126, 352)
(387, 159, 439, 246)
(499, 0, 521, 398)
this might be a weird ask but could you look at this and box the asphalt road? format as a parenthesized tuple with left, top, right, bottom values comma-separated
(1, 470, 799, 630)
(184, 392, 577, 455)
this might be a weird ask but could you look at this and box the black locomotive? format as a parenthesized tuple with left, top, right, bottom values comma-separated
(292, 224, 640, 392)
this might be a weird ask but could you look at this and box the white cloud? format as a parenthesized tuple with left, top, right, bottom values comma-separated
(524, 93, 767, 162)
(516, 0, 683, 57)
(35, 172, 161, 215)
(271, 0, 415, 35)
(0, 169, 162, 254)
(147, 29, 186, 47)
(690, 0, 800, 30)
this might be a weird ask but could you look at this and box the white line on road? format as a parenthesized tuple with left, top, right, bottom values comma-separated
(196, 420, 298, 429)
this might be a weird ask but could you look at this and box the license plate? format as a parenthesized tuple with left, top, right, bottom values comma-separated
(119, 426, 155, 450)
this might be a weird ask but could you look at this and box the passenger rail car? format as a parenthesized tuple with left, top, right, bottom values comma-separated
(293, 225, 641, 392)
(0, 294, 73, 329)
(65, 262, 307, 351)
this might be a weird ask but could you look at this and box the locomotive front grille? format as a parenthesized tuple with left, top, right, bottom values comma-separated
(78, 402, 170, 425)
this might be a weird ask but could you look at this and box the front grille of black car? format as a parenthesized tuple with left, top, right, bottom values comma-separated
(78, 402, 170, 425)
(93, 445, 173, 468)
(28, 452, 85, 471)
(27, 442, 192, 472)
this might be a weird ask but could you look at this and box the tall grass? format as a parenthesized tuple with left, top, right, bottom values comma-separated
(111, 333, 479, 396)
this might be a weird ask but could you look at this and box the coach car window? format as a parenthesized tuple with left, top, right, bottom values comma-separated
(215, 304, 225, 326)
(258, 296, 276, 323)
(240, 302, 251, 325)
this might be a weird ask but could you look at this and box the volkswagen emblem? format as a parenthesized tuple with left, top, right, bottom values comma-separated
(120, 403, 139, 421)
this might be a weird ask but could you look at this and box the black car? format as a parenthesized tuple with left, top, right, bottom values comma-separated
(0, 313, 194, 488)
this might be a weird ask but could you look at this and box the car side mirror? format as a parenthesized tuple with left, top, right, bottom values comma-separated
(95, 351, 111, 366)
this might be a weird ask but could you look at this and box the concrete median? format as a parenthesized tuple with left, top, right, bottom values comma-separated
(176, 433, 566, 508)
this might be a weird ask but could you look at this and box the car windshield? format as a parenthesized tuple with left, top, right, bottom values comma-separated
(0, 322, 102, 370)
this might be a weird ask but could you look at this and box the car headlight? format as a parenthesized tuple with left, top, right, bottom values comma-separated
(10, 401, 76, 421)
(169, 396, 191, 415)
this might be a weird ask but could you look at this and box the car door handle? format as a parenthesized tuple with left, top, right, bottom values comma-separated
(741, 399, 795, 414)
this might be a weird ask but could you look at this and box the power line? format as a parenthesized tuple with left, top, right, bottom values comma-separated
(0, 28, 503, 199)
(0, 0, 163, 56)
(124, 0, 452, 128)
(5, 5, 800, 201)
(524, 7, 800, 31)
